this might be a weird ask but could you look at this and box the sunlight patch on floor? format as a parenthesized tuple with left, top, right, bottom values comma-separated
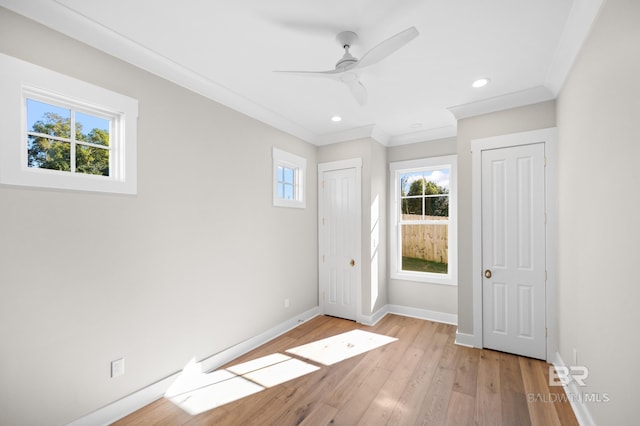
(286, 329, 398, 365)
(165, 354, 319, 415)
(165, 329, 398, 415)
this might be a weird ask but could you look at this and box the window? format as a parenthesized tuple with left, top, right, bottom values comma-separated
(273, 147, 306, 208)
(389, 155, 457, 285)
(0, 53, 138, 194)
(26, 96, 111, 177)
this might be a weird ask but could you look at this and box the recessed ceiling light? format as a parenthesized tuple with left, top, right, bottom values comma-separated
(331, 115, 342, 122)
(472, 78, 490, 88)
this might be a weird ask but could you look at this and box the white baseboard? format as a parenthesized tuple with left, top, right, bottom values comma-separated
(68, 307, 320, 426)
(551, 352, 595, 426)
(358, 305, 389, 326)
(454, 330, 477, 348)
(386, 304, 458, 325)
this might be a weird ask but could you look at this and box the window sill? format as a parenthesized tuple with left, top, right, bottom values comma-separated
(390, 271, 457, 286)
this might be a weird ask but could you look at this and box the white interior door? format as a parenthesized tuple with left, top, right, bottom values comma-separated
(319, 167, 359, 320)
(482, 143, 546, 359)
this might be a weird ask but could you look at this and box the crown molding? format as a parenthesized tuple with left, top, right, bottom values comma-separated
(447, 86, 554, 121)
(545, 0, 604, 96)
(387, 125, 457, 146)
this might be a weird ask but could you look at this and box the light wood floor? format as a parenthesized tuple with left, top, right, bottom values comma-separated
(114, 314, 578, 425)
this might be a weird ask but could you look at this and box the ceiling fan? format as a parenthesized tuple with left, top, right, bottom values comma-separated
(275, 26, 419, 106)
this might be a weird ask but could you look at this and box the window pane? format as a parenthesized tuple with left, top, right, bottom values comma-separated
(401, 223, 448, 274)
(27, 136, 70, 171)
(401, 196, 423, 219)
(277, 166, 284, 182)
(76, 145, 109, 176)
(283, 167, 295, 185)
(26, 98, 71, 138)
(76, 112, 110, 146)
(284, 183, 294, 200)
(425, 195, 449, 218)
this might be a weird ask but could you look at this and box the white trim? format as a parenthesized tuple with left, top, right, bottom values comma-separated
(545, 0, 604, 96)
(67, 307, 320, 426)
(358, 305, 389, 326)
(317, 158, 363, 323)
(470, 127, 557, 360)
(387, 304, 457, 325)
(447, 86, 554, 121)
(551, 352, 596, 426)
(387, 125, 458, 147)
(454, 330, 476, 348)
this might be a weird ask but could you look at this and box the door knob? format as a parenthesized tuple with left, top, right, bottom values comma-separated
(350, 259, 355, 267)
(484, 269, 492, 279)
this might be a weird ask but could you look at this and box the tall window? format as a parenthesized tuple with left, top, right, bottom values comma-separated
(390, 156, 457, 285)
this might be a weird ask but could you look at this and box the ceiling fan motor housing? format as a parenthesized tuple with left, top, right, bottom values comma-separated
(335, 31, 359, 69)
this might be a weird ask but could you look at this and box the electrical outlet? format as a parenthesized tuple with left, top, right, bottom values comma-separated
(111, 358, 125, 378)
(284, 298, 290, 308)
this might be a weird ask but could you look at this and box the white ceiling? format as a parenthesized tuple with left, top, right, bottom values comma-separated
(1, 0, 603, 146)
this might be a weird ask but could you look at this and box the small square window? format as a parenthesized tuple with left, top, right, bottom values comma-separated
(273, 148, 306, 208)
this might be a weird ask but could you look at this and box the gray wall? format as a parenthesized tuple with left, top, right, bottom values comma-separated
(456, 101, 556, 335)
(0, 8, 317, 425)
(557, 0, 640, 423)
(387, 137, 458, 315)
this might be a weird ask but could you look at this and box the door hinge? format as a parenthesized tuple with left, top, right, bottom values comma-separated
(544, 156, 547, 167)
(545, 327, 548, 337)
(545, 270, 548, 281)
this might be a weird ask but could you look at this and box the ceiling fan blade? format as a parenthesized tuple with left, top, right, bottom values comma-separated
(354, 26, 419, 70)
(273, 69, 343, 78)
(345, 79, 367, 106)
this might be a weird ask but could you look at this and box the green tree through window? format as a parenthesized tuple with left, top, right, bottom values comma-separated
(27, 100, 110, 176)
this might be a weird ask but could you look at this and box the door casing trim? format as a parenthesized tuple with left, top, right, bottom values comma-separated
(470, 127, 557, 361)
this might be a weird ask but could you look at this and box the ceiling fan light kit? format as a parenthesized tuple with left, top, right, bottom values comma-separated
(275, 26, 419, 106)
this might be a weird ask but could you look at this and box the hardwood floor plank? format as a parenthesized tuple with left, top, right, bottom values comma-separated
(386, 329, 449, 425)
(330, 365, 392, 425)
(497, 352, 532, 426)
(543, 361, 579, 426)
(443, 390, 475, 426)
(519, 357, 562, 426)
(474, 349, 503, 425)
(298, 403, 337, 426)
(356, 346, 424, 425)
(452, 345, 480, 397)
(416, 365, 456, 426)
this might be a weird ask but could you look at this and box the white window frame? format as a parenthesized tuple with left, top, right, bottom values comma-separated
(389, 155, 457, 285)
(0, 53, 138, 194)
(273, 147, 306, 208)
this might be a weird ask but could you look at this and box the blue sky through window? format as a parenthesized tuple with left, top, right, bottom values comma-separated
(26, 98, 110, 135)
(400, 168, 450, 195)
